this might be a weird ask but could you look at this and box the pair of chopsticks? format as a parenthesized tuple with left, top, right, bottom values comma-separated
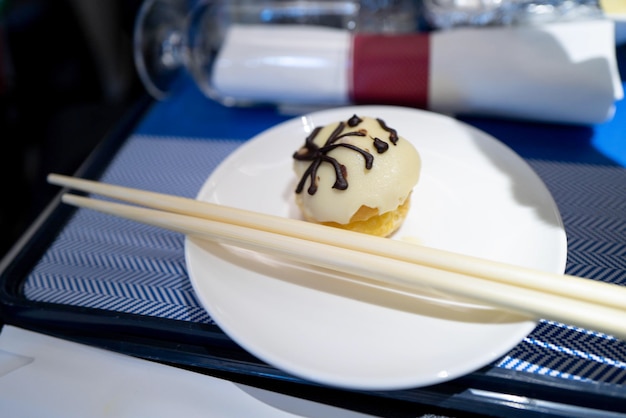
(48, 173, 626, 339)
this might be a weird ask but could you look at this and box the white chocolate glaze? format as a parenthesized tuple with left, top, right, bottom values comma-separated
(293, 115, 421, 224)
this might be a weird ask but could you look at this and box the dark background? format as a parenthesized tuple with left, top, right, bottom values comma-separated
(0, 0, 145, 258)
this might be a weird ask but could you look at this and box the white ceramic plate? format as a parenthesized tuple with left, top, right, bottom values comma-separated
(185, 105, 567, 390)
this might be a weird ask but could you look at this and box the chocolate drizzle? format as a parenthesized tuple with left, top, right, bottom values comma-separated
(373, 137, 389, 153)
(377, 118, 398, 145)
(294, 115, 398, 195)
(347, 114, 362, 127)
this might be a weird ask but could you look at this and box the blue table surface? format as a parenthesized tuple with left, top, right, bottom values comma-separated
(134, 47, 626, 168)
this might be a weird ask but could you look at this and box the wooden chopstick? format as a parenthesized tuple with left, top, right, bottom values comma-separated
(48, 173, 626, 311)
(57, 192, 626, 339)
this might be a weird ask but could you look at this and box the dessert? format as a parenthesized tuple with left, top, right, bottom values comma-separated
(293, 114, 421, 237)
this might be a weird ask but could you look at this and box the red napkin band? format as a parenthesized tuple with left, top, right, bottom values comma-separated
(350, 33, 430, 109)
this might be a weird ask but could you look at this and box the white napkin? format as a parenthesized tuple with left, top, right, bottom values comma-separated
(213, 25, 351, 106)
(429, 19, 624, 124)
(0, 326, 372, 418)
(212, 19, 622, 125)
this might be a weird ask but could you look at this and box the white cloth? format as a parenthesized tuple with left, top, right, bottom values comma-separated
(213, 25, 351, 105)
(0, 326, 372, 418)
(429, 19, 624, 124)
(211, 19, 623, 124)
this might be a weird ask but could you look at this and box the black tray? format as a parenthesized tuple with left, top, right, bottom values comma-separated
(1, 97, 626, 418)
